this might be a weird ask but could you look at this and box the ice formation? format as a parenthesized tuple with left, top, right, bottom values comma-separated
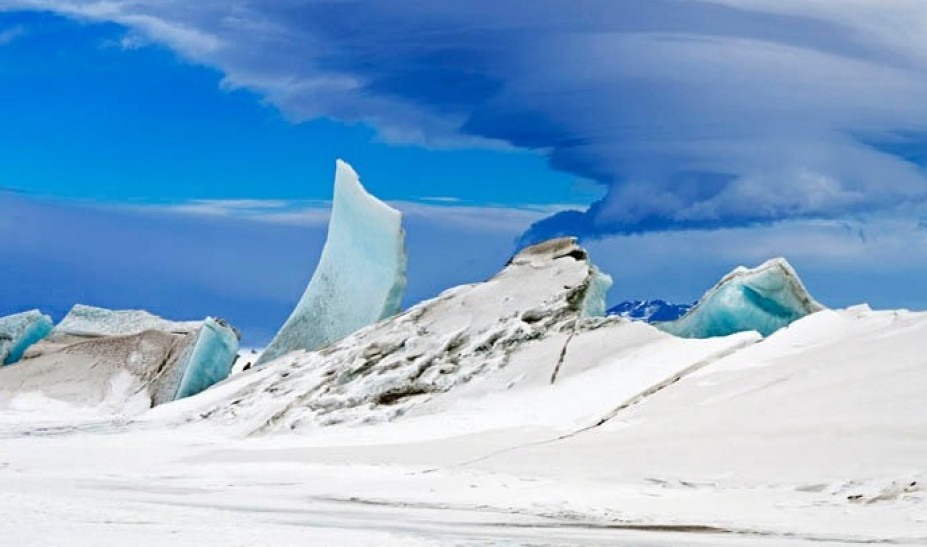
(157, 237, 752, 434)
(55, 304, 200, 337)
(175, 318, 240, 399)
(659, 258, 823, 338)
(0, 310, 53, 365)
(0, 307, 239, 410)
(257, 160, 407, 365)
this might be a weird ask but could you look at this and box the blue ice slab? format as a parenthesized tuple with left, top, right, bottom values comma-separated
(175, 317, 240, 400)
(659, 258, 823, 339)
(0, 310, 54, 365)
(257, 160, 407, 365)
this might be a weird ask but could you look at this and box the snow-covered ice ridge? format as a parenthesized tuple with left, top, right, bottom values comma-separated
(257, 159, 407, 365)
(160, 237, 751, 433)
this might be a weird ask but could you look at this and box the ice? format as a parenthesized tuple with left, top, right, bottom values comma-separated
(0, 307, 239, 410)
(579, 265, 613, 317)
(54, 304, 200, 338)
(659, 257, 823, 338)
(174, 318, 240, 399)
(257, 159, 407, 365)
(0, 310, 53, 365)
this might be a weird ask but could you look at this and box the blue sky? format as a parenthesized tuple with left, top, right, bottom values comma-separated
(2, 2, 927, 343)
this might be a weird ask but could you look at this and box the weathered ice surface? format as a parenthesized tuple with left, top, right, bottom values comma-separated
(257, 160, 407, 365)
(659, 258, 823, 338)
(0, 310, 53, 365)
(55, 304, 200, 338)
(0, 308, 239, 411)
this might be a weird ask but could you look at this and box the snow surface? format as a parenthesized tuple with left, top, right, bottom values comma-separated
(257, 160, 407, 365)
(0, 309, 53, 365)
(660, 257, 824, 338)
(0, 243, 923, 545)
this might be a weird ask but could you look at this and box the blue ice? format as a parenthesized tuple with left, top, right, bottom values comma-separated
(0, 310, 54, 365)
(257, 160, 407, 365)
(659, 258, 823, 339)
(175, 317, 240, 400)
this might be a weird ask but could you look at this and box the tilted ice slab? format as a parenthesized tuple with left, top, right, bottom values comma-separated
(154, 238, 756, 436)
(659, 258, 824, 338)
(256, 160, 407, 365)
(0, 308, 239, 412)
(175, 317, 241, 400)
(55, 304, 200, 338)
(0, 310, 53, 365)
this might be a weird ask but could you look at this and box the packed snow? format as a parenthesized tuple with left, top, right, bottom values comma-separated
(257, 160, 407, 365)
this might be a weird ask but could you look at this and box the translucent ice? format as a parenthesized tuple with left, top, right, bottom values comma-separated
(0, 310, 53, 365)
(659, 258, 823, 338)
(257, 160, 407, 365)
(174, 318, 240, 400)
(580, 266, 613, 317)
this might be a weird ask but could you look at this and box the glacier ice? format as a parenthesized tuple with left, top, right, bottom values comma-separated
(0, 310, 53, 365)
(659, 258, 823, 338)
(175, 317, 240, 399)
(257, 159, 407, 365)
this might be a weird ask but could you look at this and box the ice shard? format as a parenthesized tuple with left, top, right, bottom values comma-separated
(257, 160, 407, 365)
(174, 317, 240, 400)
(659, 258, 823, 339)
(0, 310, 53, 365)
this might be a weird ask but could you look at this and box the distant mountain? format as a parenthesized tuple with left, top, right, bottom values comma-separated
(607, 299, 692, 323)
